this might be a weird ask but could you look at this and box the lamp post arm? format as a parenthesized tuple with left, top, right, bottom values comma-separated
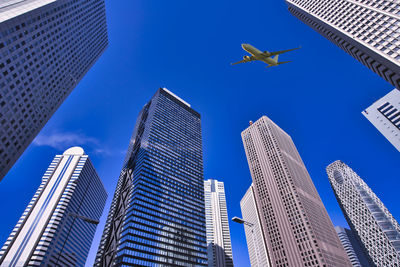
(69, 212, 99, 225)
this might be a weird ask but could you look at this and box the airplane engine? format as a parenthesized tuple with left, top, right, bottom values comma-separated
(243, 56, 251, 61)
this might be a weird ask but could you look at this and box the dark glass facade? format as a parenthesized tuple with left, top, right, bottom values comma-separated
(95, 88, 207, 266)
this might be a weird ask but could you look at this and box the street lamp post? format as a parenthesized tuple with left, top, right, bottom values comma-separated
(69, 212, 99, 225)
(232, 216, 261, 267)
(53, 212, 100, 265)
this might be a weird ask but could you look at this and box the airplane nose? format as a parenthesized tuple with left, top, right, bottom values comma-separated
(241, 44, 247, 49)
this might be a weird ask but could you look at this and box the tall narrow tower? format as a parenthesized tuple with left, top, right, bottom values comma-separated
(0, 147, 107, 266)
(241, 116, 351, 267)
(335, 226, 372, 267)
(286, 0, 400, 89)
(327, 160, 400, 266)
(95, 88, 208, 266)
(204, 179, 234, 267)
(0, 0, 108, 181)
(240, 184, 270, 267)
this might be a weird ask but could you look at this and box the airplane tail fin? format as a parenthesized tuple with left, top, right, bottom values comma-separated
(273, 54, 279, 62)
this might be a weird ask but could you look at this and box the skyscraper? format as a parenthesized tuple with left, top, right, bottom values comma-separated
(240, 184, 270, 267)
(327, 160, 400, 266)
(335, 226, 372, 267)
(286, 0, 400, 89)
(95, 88, 207, 266)
(362, 89, 400, 151)
(204, 179, 233, 267)
(0, 0, 108, 181)
(241, 116, 351, 267)
(0, 147, 107, 266)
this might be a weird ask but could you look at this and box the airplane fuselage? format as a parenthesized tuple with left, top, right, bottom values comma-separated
(241, 44, 278, 66)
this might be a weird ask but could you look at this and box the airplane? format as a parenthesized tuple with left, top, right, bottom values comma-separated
(231, 43, 300, 68)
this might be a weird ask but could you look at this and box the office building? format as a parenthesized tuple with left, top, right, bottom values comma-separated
(241, 116, 351, 267)
(95, 88, 208, 266)
(286, 0, 400, 89)
(240, 185, 270, 267)
(0, 0, 108, 181)
(204, 179, 233, 267)
(0, 147, 107, 266)
(327, 160, 400, 266)
(335, 226, 372, 267)
(362, 89, 400, 151)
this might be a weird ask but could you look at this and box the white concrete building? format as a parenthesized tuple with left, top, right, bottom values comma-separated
(327, 160, 400, 266)
(0, 147, 107, 266)
(204, 179, 233, 267)
(240, 185, 270, 267)
(362, 89, 400, 151)
(286, 0, 400, 89)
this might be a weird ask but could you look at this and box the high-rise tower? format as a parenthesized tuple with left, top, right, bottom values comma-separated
(286, 0, 400, 89)
(204, 179, 233, 267)
(0, 0, 108, 181)
(240, 184, 270, 267)
(335, 226, 372, 267)
(95, 88, 208, 266)
(241, 116, 351, 267)
(362, 89, 400, 152)
(0, 147, 107, 266)
(327, 160, 400, 266)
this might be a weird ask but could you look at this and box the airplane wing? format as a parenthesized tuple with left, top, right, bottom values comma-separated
(231, 56, 255, 65)
(268, 47, 301, 56)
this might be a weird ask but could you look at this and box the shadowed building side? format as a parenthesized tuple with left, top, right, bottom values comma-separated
(335, 226, 373, 267)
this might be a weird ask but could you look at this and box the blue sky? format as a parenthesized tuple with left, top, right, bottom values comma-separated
(1, 0, 400, 266)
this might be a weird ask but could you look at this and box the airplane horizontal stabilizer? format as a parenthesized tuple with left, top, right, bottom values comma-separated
(231, 60, 246, 65)
(276, 61, 291, 65)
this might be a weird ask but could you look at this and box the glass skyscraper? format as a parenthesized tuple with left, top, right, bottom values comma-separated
(0, 0, 108, 181)
(327, 160, 400, 266)
(95, 88, 207, 266)
(0, 147, 107, 266)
